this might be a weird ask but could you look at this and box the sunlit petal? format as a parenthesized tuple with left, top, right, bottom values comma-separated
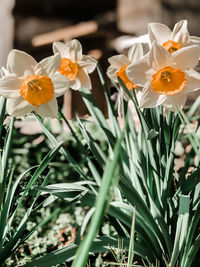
(148, 42, 172, 70)
(77, 68, 92, 89)
(128, 43, 143, 63)
(7, 50, 37, 76)
(139, 81, 166, 108)
(0, 74, 22, 98)
(171, 20, 189, 46)
(184, 69, 200, 92)
(148, 23, 171, 45)
(108, 55, 129, 69)
(52, 72, 69, 97)
(126, 55, 152, 86)
(70, 77, 81, 90)
(6, 97, 33, 116)
(162, 93, 187, 111)
(172, 45, 199, 70)
(36, 53, 61, 77)
(67, 39, 83, 62)
(107, 65, 118, 82)
(36, 97, 58, 118)
(53, 41, 69, 58)
(78, 55, 97, 73)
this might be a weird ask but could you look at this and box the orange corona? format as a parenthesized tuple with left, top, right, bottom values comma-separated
(20, 75, 54, 106)
(162, 40, 182, 53)
(58, 58, 79, 81)
(151, 66, 186, 95)
(116, 65, 137, 90)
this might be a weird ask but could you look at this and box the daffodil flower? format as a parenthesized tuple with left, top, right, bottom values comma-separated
(126, 42, 200, 110)
(148, 20, 200, 54)
(107, 43, 143, 100)
(53, 39, 97, 90)
(0, 49, 69, 117)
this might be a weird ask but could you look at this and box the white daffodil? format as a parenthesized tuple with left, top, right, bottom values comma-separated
(107, 43, 143, 100)
(0, 49, 69, 118)
(126, 42, 200, 111)
(148, 20, 200, 55)
(53, 39, 97, 90)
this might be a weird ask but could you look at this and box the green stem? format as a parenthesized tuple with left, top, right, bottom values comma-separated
(0, 97, 6, 139)
(0, 116, 14, 214)
(127, 206, 136, 267)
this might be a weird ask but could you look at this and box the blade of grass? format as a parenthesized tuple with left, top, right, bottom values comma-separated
(0, 166, 38, 252)
(127, 206, 136, 267)
(71, 120, 126, 267)
(79, 86, 116, 147)
(97, 63, 121, 137)
(34, 114, 89, 181)
(169, 195, 190, 267)
(59, 109, 102, 187)
(0, 117, 14, 214)
(182, 233, 200, 267)
(0, 96, 6, 138)
(4, 142, 63, 237)
(171, 98, 200, 165)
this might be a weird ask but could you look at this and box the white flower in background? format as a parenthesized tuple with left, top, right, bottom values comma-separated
(107, 43, 143, 100)
(0, 49, 69, 118)
(53, 39, 97, 90)
(148, 20, 200, 54)
(126, 42, 200, 111)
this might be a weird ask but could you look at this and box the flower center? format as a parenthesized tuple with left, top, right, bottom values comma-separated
(20, 75, 54, 106)
(58, 58, 79, 81)
(151, 66, 186, 95)
(162, 40, 182, 53)
(116, 65, 137, 90)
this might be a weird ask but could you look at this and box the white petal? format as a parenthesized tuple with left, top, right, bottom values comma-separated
(189, 36, 200, 55)
(36, 98, 58, 118)
(53, 41, 69, 58)
(51, 72, 69, 97)
(171, 20, 189, 46)
(135, 89, 143, 104)
(128, 43, 143, 63)
(6, 97, 33, 117)
(67, 39, 83, 62)
(0, 74, 22, 98)
(78, 55, 97, 73)
(108, 55, 129, 69)
(148, 23, 172, 46)
(139, 81, 166, 108)
(77, 68, 91, 89)
(126, 55, 152, 86)
(162, 93, 187, 111)
(1, 67, 9, 77)
(7, 49, 37, 76)
(36, 53, 61, 77)
(148, 42, 172, 70)
(184, 69, 200, 92)
(190, 36, 200, 46)
(70, 77, 81, 90)
(172, 45, 199, 69)
(107, 65, 117, 82)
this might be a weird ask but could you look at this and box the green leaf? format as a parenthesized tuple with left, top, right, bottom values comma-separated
(71, 123, 125, 267)
(35, 182, 90, 201)
(147, 129, 159, 140)
(127, 206, 136, 267)
(34, 114, 89, 181)
(0, 97, 6, 139)
(24, 236, 153, 267)
(169, 195, 190, 267)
